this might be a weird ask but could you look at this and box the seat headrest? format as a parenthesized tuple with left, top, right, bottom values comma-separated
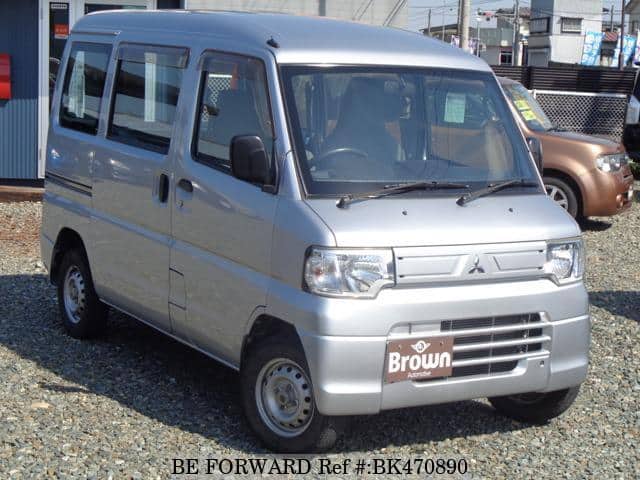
(338, 76, 402, 125)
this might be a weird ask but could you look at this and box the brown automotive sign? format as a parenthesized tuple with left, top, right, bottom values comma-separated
(385, 336, 454, 383)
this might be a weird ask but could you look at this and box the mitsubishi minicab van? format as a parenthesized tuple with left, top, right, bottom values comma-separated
(41, 10, 590, 452)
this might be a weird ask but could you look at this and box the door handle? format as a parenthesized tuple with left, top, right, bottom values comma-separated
(177, 178, 193, 193)
(158, 173, 169, 203)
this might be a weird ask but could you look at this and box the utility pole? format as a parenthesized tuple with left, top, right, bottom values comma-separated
(513, 0, 520, 65)
(477, 15, 481, 56)
(442, 0, 446, 41)
(460, 0, 471, 52)
(427, 9, 432, 36)
(610, 4, 615, 31)
(619, 0, 626, 69)
(319, 0, 326, 17)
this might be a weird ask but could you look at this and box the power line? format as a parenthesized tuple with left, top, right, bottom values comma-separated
(408, 3, 494, 21)
(410, 0, 631, 39)
(384, 0, 408, 25)
(409, 0, 628, 18)
(408, 0, 501, 16)
(353, 0, 374, 21)
(410, 4, 626, 23)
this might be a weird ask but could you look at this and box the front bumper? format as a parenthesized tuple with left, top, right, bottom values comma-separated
(580, 166, 634, 217)
(289, 280, 590, 416)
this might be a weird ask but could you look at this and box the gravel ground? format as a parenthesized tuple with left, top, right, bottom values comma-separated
(0, 195, 639, 479)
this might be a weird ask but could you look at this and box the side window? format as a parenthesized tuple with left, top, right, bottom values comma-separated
(59, 43, 112, 135)
(108, 44, 188, 154)
(194, 53, 274, 172)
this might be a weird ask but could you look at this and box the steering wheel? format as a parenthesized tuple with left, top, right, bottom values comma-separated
(314, 147, 368, 165)
(312, 147, 370, 179)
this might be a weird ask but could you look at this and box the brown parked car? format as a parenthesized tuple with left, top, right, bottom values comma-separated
(499, 77, 634, 219)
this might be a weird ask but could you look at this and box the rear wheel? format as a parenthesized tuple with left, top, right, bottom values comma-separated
(240, 339, 343, 452)
(57, 250, 108, 338)
(544, 176, 580, 218)
(489, 386, 580, 424)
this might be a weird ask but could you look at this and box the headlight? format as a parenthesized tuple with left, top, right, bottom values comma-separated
(544, 240, 585, 283)
(596, 153, 628, 172)
(304, 247, 395, 298)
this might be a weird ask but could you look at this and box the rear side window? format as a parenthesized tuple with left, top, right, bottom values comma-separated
(59, 43, 112, 135)
(108, 44, 188, 154)
(193, 53, 274, 172)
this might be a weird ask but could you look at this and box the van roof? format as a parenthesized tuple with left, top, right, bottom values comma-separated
(73, 10, 491, 71)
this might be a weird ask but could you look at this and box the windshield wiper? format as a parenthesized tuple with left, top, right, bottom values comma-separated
(456, 179, 540, 206)
(336, 181, 469, 209)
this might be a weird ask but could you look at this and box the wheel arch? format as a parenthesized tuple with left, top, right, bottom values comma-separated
(543, 168, 584, 218)
(50, 227, 90, 285)
(241, 314, 303, 369)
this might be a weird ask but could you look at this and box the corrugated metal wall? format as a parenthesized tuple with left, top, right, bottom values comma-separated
(492, 65, 636, 95)
(0, 0, 39, 179)
(492, 66, 531, 87)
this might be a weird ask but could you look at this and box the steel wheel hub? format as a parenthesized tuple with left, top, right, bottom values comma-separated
(63, 266, 86, 324)
(256, 358, 314, 437)
(545, 184, 569, 210)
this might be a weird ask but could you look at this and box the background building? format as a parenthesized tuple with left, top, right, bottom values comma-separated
(421, 7, 530, 66)
(476, 7, 530, 66)
(626, 0, 640, 33)
(528, 0, 603, 66)
(0, 0, 408, 181)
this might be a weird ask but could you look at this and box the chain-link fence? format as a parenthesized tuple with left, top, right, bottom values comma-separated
(200, 73, 233, 123)
(531, 90, 628, 141)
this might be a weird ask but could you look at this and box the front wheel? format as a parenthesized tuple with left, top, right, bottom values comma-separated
(240, 340, 343, 452)
(544, 176, 580, 218)
(489, 386, 580, 424)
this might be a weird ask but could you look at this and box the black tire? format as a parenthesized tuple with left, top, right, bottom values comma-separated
(489, 385, 580, 424)
(56, 249, 108, 339)
(241, 338, 344, 453)
(544, 176, 580, 219)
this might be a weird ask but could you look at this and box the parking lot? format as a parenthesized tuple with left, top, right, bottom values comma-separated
(0, 197, 638, 479)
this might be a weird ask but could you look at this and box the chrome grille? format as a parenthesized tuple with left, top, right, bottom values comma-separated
(437, 313, 549, 380)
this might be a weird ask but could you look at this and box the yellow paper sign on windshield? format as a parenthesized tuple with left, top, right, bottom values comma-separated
(514, 99, 530, 111)
(521, 109, 537, 121)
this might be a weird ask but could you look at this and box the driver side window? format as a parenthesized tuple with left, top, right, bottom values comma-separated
(193, 53, 274, 173)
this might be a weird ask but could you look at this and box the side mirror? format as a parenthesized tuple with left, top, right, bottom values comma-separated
(230, 135, 273, 187)
(527, 137, 544, 173)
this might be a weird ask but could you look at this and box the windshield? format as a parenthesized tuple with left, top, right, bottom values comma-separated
(281, 66, 539, 196)
(502, 82, 554, 132)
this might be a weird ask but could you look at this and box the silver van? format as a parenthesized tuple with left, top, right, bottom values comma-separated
(41, 10, 589, 452)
